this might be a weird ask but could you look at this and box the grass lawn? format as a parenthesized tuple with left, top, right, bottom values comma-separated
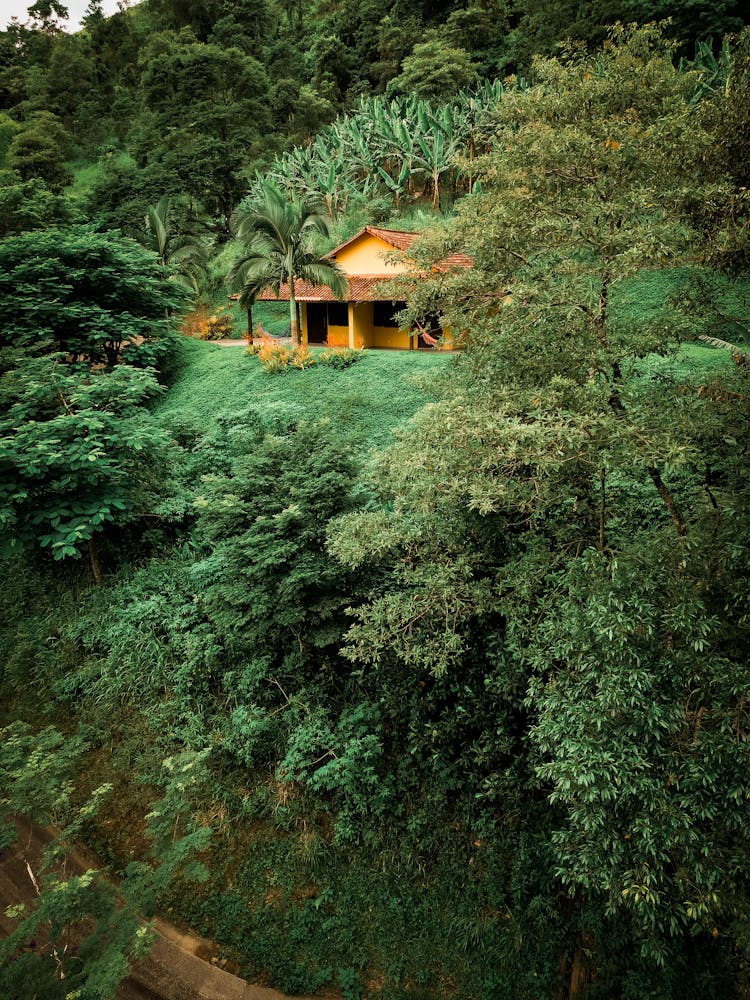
(161, 333, 734, 454)
(159, 338, 452, 448)
(225, 299, 291, 337)
(634, 341, 735, 381)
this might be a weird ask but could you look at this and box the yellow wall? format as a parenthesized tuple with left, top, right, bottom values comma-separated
(301, 301, 451, 351)
(335, 235, 412, 276)
(370, 326, 413, 349)
(334, 302, 408, 349)
(370, 303, 413, 349)
(350, 302, 369, 348)
(327, 325, 349, 348)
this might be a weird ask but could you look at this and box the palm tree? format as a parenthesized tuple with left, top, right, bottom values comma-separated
(229, 183, 347, 348)
(144, 195, 207, 295)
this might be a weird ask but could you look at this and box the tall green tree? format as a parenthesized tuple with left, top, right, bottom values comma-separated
(229, 182, 346, 347)
(6, 110, 71, 191)
(388, 36, 479, 100)
(0, 358, 170, 577)
(0, 173, 75, 237)
(138, 39, 271, 231)
(0, 225, 185, 372)
(329, 24, 750, 988)
(195, 416, 358, 692)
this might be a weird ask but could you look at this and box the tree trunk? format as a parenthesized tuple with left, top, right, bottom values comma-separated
(289, 277, 300, 348)
(568, 935, 595, 998)
(88, 537, 102, 584)
(246, 304, 253, 343)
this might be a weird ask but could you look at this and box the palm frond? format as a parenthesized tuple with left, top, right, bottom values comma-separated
(228, 256, 280, 293)
(230, 182, 345, 310)
(698, 334, 750, 366)
(145, 203, 168, 260)
(297, 260, 348, 300)
(235, 182, 292, 249)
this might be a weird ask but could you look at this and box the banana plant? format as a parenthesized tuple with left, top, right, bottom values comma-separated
(249, 79, 510, 216)
(411, 102, 464, 210)
(373, 98, 418, 195)
(377, 159, 412, 204)
(679, 37, 731, 105)
(310, 138, 353, 217)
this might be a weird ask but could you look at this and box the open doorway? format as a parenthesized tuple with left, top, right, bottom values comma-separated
(306, 303, 328, 345)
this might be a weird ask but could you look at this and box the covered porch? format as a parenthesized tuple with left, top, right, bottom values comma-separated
(303, 300, 411, 350)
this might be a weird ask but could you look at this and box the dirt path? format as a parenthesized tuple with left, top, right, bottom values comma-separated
(0, 820, 326, 1000)
(208, 338, 293, 347)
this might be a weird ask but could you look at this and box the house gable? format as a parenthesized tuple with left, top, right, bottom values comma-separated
(330, 227, 414, 277)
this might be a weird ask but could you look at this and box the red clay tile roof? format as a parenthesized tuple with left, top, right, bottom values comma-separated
(327, 226, 417, 258)
(257, 275, 395, 302)
(254, 228, 472, 302)
(365, 227, 418, 251)
(432, 251, 473, 271)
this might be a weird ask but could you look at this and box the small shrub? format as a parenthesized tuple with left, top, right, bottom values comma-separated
(199, 306, 234, 340)
(291, 347, 315, 370)
(365, 196, 393, 224)
(318, 347, 366, 370)
(258, 340, 291, 372)
(183, 305, 235, 340)
(338, 967, 362, 1000)
(180, 306, 206, 339)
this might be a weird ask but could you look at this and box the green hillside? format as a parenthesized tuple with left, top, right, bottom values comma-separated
(160, 339, 451, 446)
(1, 9, 750, 1000)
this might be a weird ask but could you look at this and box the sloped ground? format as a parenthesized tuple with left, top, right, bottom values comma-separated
(160, 338, 451, 448)
(0, 820, 327, 1000)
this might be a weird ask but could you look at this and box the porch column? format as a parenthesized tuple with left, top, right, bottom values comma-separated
(300, 302, 308, 347)
(347, 302, 355, 349)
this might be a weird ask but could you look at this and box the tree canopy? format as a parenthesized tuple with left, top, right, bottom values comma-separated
(2, 9, 750, 1000)
(230, 182, 347, 346)
(0, 225, 185, 370)
(330, 23, 750, 978)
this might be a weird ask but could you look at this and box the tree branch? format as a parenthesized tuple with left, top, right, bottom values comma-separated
(647, 465, 687, 537)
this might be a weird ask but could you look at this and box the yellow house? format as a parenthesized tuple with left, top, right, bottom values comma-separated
(257, 226, 471, 350)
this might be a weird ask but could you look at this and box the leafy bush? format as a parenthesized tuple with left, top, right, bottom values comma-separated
(318, 347, 365, 369)
(0, 225, 185, 377)
(0, 358, 171, 568)
(338, 966, 362, 1000)
(257, 340, 291, 372)
(291, 346, 315, 369)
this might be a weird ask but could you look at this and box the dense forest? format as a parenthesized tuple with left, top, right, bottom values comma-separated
(2, 0, 750, 998)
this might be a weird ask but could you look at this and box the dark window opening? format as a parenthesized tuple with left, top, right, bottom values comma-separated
(327, 302, 348, 326)
(373, 301, 406, 327)
(306, 303, 328, 344)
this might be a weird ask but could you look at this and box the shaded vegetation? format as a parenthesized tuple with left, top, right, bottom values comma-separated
(2, 10, 750, 1000)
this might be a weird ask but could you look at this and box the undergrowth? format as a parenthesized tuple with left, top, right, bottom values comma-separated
(0, 325, 739, 1000)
